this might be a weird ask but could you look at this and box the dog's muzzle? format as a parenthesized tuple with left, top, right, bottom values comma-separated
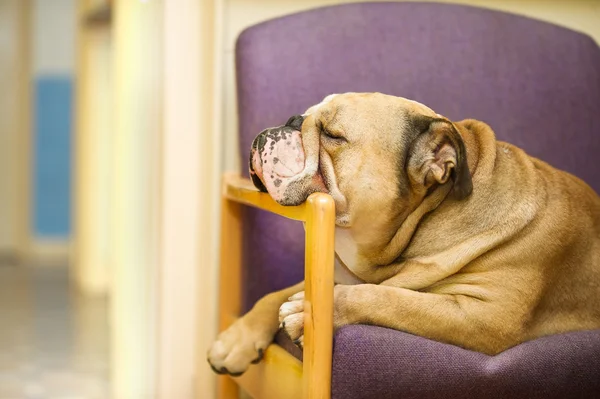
(249, 115, 326, 205)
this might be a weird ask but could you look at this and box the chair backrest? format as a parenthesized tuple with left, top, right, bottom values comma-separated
(236, 2, 600, 310)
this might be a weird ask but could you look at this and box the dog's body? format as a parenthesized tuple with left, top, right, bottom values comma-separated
(208, 93, 600, 376)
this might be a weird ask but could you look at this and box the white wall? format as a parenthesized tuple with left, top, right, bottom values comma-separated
(220, 0, 600, 173)
(32, 0, 76, 76)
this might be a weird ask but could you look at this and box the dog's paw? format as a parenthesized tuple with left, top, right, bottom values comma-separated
(279, 291, 304, 348)
(207, 318, 271, 376)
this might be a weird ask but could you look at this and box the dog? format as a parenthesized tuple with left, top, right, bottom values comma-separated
(208, 92, 600, 376)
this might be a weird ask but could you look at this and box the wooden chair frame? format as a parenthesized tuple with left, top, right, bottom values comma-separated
(217, 173, 335, 399)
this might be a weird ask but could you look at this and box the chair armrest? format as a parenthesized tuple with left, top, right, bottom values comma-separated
(222, 172, 308, 221)
(221, 172, 335, 399)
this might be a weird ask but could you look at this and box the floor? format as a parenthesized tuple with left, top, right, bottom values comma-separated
(0, 262, 110, 399)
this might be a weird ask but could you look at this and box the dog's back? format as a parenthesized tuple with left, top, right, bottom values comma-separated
(523, 156, 600, 339)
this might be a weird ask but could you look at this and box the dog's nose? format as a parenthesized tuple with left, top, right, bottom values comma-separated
(249, 130, 268, 192)
(285, 115, 304, 131)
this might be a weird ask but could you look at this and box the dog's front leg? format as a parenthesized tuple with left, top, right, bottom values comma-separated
(331, 282, 528, 355)
(207, 281, 304, 376)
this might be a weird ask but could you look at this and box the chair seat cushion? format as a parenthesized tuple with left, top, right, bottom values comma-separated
(332, 325, 600, 398)
(277, 325, 600, 398)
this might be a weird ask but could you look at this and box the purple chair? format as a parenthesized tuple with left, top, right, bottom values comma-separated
(235, 2, 600, 398)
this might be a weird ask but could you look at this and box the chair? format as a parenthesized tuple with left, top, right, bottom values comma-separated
(216, 2, 600, 398)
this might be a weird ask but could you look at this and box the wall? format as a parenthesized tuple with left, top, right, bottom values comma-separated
(32, 0, 76, 245)
(0, 1, 22, 255)
(110, 0, 163, 396)
(220, 0, 600, 173)
(72, 0, 113, 294)
(0, 0, 75, 261)
(0, 0, 29, 260)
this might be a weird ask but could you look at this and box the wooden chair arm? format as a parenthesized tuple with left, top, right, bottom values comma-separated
(222, 172, 308, 221)
(219, 172, 335, 399)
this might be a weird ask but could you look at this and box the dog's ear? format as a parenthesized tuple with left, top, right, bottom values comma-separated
(407, 115, 472, 200)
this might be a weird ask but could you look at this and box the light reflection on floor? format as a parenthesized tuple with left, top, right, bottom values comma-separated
(0, 263, 110, 398)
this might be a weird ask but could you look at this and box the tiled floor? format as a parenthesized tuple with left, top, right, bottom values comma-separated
(0, 262, 110, 398)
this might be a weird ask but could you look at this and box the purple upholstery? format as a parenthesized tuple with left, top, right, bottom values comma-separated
(275, 326, 600, 398)
(331, 326, 600, 399)
(235, 2, 600, 397)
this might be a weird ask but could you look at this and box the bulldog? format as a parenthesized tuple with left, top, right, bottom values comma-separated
(208, 92, 600, 376)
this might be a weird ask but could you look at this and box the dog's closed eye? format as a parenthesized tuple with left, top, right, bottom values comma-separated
(322, 128, 347, 142)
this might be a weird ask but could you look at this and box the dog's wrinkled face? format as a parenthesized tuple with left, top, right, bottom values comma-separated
(250, 92, 472, 229)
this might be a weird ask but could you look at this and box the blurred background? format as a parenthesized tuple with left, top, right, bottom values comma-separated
(0, 0, 598, 398)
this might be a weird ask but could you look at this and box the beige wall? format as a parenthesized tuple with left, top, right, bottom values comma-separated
(220, 0, 600, 173)
(110, 0, 163, 396)
(72, 1, 222, 397)
(107, 1, 222, 397)
(0, 0, 30, 258)
(73, 0, 112, 294)
(0, 1, 22, 253)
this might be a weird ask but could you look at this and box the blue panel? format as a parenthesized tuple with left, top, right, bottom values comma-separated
(33, 76, 72, 238)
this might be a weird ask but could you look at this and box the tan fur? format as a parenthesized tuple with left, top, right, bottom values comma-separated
(208, 93, 600, 375)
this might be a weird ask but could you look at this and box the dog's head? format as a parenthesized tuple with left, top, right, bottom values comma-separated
(249, 92, 472, 227)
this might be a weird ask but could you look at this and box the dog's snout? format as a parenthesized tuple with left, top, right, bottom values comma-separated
(285, 115, 305, 131)
(248, 120, 311, 202)
(249, 130, 269, 192)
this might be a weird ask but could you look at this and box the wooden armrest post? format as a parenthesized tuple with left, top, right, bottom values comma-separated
(218, 174, 336, 399)
(303, 194, 335, 399)
(217, 193, 242, 399)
